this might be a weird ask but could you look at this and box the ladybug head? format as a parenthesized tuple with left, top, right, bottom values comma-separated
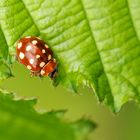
(40, 59, 58, 79)
(48, 66, 58, 79)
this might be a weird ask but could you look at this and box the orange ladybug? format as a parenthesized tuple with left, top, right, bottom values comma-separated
(16, 36, 58, 79)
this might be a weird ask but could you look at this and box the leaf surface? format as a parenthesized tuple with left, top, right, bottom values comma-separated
(0, 0, 140, 111)
(0, 90, 95, 140)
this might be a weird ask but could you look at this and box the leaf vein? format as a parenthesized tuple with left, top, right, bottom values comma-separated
(79, 0, 113, 102)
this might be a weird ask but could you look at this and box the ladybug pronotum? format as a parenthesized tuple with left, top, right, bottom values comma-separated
(16, 36, 58, 79)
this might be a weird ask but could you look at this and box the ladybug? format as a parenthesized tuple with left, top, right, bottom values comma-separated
(16, 36, 58, 79)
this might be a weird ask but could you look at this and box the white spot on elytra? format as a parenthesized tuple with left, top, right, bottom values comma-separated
(42, 49, 46, 53)
(36, 37, 41, 40)
(45, 44, 48, 48)
(19, 52, 25, 59)
(41, 70, 45, 75)
(32, 40, 38, 45)
(53, 58, 56, 62)
(29, 59, 34, 64)
(40, 62, 45, 67)
(36, 54, 40, 59)
(18, 42, 22, 49)
(26, 45, 32, 51)
(48, 54, 51, 60)
(25, 36, 31, 38)
(27, 65, 32, 70)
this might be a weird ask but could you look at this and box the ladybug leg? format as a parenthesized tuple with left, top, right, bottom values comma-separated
(30, 72, 35, 77)
(38, 75, 43, 80)
(30, 71, 40, 77)
(15, 55, 18, 61)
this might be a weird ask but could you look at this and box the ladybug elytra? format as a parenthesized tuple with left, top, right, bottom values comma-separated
(16, 36, 57, 79)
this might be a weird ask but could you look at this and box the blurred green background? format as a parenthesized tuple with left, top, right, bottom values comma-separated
(0, 63, 140, 140)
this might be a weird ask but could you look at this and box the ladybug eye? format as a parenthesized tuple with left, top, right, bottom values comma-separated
(16, 36, 58, 79)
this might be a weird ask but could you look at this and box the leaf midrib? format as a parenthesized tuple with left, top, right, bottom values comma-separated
(0, 25, 9, 59)
(126, 0, 140, 43)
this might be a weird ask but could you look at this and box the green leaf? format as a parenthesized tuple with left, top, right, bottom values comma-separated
(0, 26, 12, 81)
(0, 0, 140, 111)
(0, 89, 95, 140)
